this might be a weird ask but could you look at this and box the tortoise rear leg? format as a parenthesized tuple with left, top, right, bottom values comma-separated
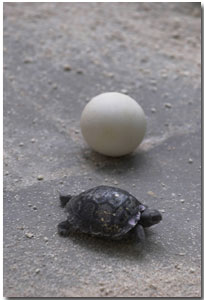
(57, 220, 72, 237)
(59, 194, 72, 208)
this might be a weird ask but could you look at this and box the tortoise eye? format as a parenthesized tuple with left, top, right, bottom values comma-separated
(152, 215, 162, 222)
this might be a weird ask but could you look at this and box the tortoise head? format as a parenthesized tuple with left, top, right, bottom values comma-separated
(139, 208, 162, 227)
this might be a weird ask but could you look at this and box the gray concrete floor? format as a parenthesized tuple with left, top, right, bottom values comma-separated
(3, 3, 201, 297)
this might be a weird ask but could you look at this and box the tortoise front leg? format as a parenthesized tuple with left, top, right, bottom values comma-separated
(129, 224, 145, 243)
(126, 224, 145, 243)
(135, 224, 145, 242)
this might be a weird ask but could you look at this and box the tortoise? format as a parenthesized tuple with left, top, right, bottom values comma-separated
(57, 185, 162, 242)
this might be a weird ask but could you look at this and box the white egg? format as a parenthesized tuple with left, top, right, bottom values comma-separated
(80, 92, 146, 157)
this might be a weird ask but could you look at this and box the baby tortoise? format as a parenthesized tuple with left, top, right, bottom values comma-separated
(58, 185, 162, 241)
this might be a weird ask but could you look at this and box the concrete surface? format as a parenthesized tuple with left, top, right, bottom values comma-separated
(3, 2, 201, 297)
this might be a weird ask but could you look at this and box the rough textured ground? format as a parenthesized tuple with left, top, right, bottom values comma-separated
(3, 2, 201, 297)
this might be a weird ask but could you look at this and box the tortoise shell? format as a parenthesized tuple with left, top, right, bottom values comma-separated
(64, 185, 145, 238)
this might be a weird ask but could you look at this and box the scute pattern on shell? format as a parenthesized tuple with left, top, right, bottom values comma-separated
(65, 185, 142, 238)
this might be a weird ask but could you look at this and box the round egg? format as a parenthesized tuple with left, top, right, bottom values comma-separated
(80, 92, 146, 157)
